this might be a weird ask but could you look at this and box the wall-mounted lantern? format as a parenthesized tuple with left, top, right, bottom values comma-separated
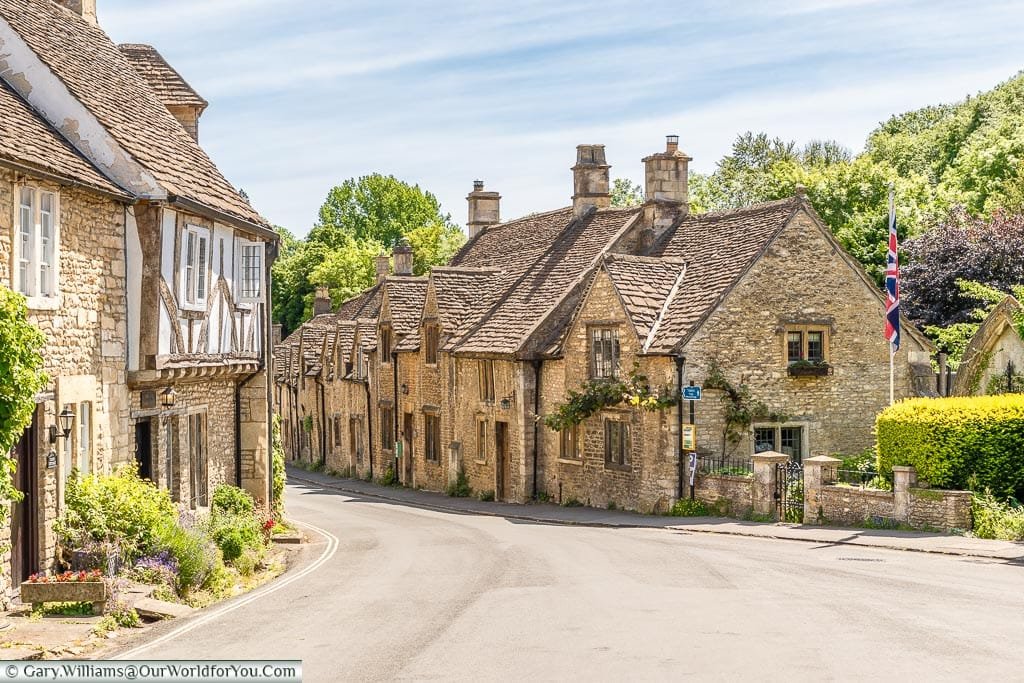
(50, 406, 76, 444)
(160, 387, 177, 409)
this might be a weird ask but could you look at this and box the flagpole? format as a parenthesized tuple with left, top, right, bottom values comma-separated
(888, 183, 896, 405)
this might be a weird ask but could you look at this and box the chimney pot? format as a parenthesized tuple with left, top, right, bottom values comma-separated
(467, 181, 501, 239)
(393, 238, 414, 276)
(374, 252, 391, 284)
(666, 134, 679, 152)
(572, 144, 611, 218)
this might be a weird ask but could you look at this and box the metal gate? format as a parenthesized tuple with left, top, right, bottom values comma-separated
(775, 461, 804, 523)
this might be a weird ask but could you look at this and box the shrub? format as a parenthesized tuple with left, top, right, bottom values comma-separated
(126, 551, 179, 588)
(376, 467, 397, 487)
(211, 485, 256, 517)
(54, 466, 177, 562)
(972, 490, 1024, 540)
(208, 511, 264, 564)
(271, 415, 287, 517)
(153, 521, 218, 593)
(446, 470, 471, 498)
(876, 395, 1024, 498)
(478, 490, 495, 502)
(669, 499, 709, 517)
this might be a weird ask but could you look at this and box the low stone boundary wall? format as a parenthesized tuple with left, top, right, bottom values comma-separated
(695, 474, 753, 517)
(905, 487, 973, 531)
(816, 486, 895, 526)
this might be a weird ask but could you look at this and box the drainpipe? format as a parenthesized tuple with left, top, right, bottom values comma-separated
(364, 376, 374, 478)
(392, 350, 400, 482)
(675, 355, 686, 501)
(531, 359, 542, 499)
(318, 378, 327, 469)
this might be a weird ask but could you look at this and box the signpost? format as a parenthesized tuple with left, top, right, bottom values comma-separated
(682, 385, 702, 401)
(684, 381, 701, 499)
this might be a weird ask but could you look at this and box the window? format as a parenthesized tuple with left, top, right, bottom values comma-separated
(237, 240, 263, 301)
(424, 414, 440, 462)
(333, 416, 342, 450)
(785, 326, 828, 364)
(15, 187, 59, 301)
(380, 327, 392, 363)
(753, 424, 805, 462)
(591, 328, 620, 379)
(381, 407, 394, 450)
(181, 225, 210, 308)
(754, 427, 776, 453)
(424, 325, 439, 365)
(560, 425, 581, 460)
(780, 426, 804, 461)
(189, 413, 208, 507)
(476, 420, 488, 461)
(78, 402, 92, 476)
(604, 420, 630, 467)
(478, 360, 495, 402)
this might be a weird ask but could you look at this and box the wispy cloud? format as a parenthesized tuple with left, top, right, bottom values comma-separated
(97, 0, 1024, 232)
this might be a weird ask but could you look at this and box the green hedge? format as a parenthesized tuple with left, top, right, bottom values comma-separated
(876, 395, 1024, 498)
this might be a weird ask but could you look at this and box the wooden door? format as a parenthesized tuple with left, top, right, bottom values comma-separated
(135, 420, 153, 481)
(403, 413, 414, 485)
(495, 421, 508, 501)
(11, 411, 38, 583)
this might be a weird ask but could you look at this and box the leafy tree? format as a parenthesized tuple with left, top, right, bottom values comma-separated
(610, 178, 644, 207)
(902, 208, 1024, 329)
(0, 286, 48, 529)
(272, 176, 464, 334)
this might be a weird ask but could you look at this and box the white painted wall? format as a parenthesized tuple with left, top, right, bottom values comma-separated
(125, 207, 142, 370)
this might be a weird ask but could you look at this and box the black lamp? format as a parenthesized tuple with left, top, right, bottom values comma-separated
(160, 387, 177, 409)
(58, 406, 75, 439)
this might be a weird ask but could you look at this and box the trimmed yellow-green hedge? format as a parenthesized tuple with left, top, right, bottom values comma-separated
(876, 395, 1024, 498)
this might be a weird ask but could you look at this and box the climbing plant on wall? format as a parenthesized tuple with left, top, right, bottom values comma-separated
(704, 359, 787, 453)
(542, 365, 677, 432)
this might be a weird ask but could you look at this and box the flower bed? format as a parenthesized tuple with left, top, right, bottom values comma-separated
(21, 571, 108, 614)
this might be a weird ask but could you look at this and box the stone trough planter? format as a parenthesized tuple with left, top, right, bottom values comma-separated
(787, 363, 833, 377)
(20, 580, 108, 615)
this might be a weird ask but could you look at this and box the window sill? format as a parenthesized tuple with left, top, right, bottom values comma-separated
(787, 363, 833, 377)
(604, 462, 631, 472)
(25, 295, 60, 311)
(558, 458, 582, 466)
(473, 459, 487, 466)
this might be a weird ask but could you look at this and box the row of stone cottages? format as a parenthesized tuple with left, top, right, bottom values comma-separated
(274, 135, 936, 514)
(0, 0, 276, 595)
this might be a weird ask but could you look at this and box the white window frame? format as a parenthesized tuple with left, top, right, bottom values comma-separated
(752, 422, 809, 462)
(14, 185, 61, 309)
(235, 238, 264, 303)
(179, 224, 210, 311)
(78, 402, 92, 476)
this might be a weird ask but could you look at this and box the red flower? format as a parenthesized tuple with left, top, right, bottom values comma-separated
(263, 518, 275, 531)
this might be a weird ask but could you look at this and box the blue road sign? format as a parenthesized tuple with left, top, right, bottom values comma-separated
(682, 385, 702, 401)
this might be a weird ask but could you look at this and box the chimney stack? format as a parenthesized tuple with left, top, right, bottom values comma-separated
(643, 135, 691, 208)
(313, 286, 332, 316)
(374, 252, 391, 284)
(572, 144, 610, 218)
(56, 0, 98, 24)
(467, 180, 501, 239)
(393, 238, 413, 276)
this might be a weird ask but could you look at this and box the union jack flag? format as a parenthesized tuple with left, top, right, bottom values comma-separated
(885, 197, 900, 351)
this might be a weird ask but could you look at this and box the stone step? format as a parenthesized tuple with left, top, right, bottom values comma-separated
(133, 598, 194, 620)
(271, 531, 303, 544)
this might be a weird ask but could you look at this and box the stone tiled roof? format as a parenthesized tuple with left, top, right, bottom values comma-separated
(451, 206, 640, 354)
(644, 198, 800, 353)
(118, 44, 208, 111)
(0, 0, 266, 227)
(383, 278, 429, 335)
(356, 318, 378, 352)
(333, 321, 357, 377)
(602, 254, 685, 342)
(300, 315, 335, 376)
(431, 267, 503, 349)
(337, 284, 383, 320)
(0, 79, 123, 195)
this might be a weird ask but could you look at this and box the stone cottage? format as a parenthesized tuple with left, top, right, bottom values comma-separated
(952, 295, 1024, 395)
(0, 0, 275, 592)
(277, 136, 934, 512)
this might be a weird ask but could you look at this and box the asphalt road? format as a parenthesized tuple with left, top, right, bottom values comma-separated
(111, 480, 1024, 681)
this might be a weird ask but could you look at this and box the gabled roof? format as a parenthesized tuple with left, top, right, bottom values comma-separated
(0, 79, 124, 195)
(644, 197, 800, 352)
(450, 206, 641, 354)
(602, 254, 686, 343)
(0, 0, 265, 227)
(118, 44, 208, 111)
(952, 295, 1024, 395)
(382, 278, 429, 335)
(430, 267, 503, 348)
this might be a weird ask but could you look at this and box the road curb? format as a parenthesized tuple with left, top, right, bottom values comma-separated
(289, 470, 1024, 562)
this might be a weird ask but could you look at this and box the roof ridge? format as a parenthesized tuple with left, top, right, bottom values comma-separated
(644, 262, 688, 353)
(605, 253, 686, 265)
(694, 196, 799, 219)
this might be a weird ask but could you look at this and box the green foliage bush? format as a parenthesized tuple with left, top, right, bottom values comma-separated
(152, 521, 219, 593)
(271, 416, 287, 517)
(876, 395, 1024, 498)
(54, 466, 176, 562)
(446, 470, 471, 498)
(669, 499, 709, 517)
(972, 490, 1024, 541)
(211, 485, 255, 517)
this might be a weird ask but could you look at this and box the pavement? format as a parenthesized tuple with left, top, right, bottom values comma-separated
(99, 476, 1024, 681)
(287, 465, 1024, 562)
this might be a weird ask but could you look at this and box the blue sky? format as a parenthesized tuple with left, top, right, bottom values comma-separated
(98, 0, 1024, 236)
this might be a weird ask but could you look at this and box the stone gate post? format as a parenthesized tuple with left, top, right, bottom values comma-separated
(803, 455, 841, 524)
(751, 452, 789, 518)
(892, 465, 917, 522)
